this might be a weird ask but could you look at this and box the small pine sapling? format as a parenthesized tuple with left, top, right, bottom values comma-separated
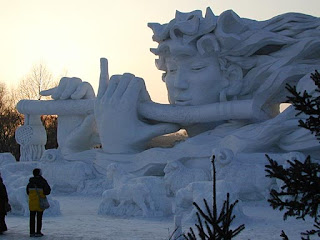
(183, 155, 245, 240)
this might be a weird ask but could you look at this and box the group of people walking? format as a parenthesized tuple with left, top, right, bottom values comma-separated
(0, 168, 51, 238)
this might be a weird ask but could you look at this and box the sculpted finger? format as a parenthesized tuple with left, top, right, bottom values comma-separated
(94, 97, 102, 114)
(61, 77, 82, 100)
(97, 58, 109, 99)
(139, 79, 151, 102)
(40, 87, 57, 97)
(71, 82, 95, 99)
(51, 77, 69, 99)
(101, 75, 120, 102)
(123, 77, 144, 104)
(111, 73, 134, 100)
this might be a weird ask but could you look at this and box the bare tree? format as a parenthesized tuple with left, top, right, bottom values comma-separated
(9, 62, 64, 156)
(0, 82, 5, 111)
(0, 64, 66, 159)
(15, 62, 56, 102)
(0, 82, 18, 111)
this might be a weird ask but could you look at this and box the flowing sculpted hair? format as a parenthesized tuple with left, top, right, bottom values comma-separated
(149, 8, 320, 114)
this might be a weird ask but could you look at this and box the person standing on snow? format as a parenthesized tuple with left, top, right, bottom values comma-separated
(0, 172, 10, 235)
(26, 168, 51, 238)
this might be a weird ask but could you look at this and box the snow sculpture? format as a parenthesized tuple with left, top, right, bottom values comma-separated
(164, 161, 211, 196)
(16, 7, 319, 157)
(40, 149, 63, 162)
(0, 158, 61, 216)
(13, 7, 320, 223)
(100, 163, 171, 217)
(15, 115, 46, 161)
(0, 153, 16, 165)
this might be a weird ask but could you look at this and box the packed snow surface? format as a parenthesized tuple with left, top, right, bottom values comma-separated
(1, 195, 315, 240)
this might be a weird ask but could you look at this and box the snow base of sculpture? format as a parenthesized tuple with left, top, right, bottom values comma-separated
(0, 145, 310, 226)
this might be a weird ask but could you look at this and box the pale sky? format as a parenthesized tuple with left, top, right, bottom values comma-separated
(1, 0, 320, 103)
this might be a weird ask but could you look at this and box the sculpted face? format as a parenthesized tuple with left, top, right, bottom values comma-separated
(164, 53, 226, 106)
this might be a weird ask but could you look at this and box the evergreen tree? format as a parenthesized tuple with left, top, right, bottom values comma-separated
(265, 70, 320, 239)
(183, 155, 245, 240)
(286, 70, 320, 140)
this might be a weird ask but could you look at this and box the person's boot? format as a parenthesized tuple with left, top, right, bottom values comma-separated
(35, 232, 44, 237)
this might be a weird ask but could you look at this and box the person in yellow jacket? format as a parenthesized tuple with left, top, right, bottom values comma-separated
(26, 168, 51, 238)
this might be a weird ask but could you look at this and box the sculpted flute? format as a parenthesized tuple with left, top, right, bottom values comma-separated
(16, 99, 269, 124)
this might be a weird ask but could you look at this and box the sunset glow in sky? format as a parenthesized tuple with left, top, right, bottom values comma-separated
(1, 0, 320, 103)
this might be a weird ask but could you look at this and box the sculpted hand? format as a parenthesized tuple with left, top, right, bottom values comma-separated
(40, 77, 95, 100)
(60, 114, 100, 155)
(95, 68, 179, 154)
(40, 75, 98, 155)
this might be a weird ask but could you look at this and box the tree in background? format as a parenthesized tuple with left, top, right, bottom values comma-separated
(41, 115, 58, 149)
(0, 62, 62, 160)
(0, 82, 5, 110)
(0, 83, 23, 160)
(265, 70, 320, 240)
(13, 62, 57, 102)
(14, 62, 61, 151)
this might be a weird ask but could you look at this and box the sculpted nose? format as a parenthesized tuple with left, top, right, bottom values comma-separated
(174, 70, 189, 89)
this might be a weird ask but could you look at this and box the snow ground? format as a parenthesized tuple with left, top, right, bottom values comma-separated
(1, 195, 315, 240)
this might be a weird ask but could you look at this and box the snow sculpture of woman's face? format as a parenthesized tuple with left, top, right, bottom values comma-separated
(149, 8, 230, 107)
(164, 52, 225, 106)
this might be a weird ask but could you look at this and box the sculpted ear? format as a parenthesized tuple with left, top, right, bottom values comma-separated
(225, 64, 243, 98)
(215, 10, 248, 50)
(197, 34, 220, 55)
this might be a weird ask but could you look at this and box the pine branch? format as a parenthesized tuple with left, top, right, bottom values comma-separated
(286, 70, 320, 141)
(193, 201, 214, 224)
(311, 70, 320, 89)
(265, 153, 320, 239)
(280, 230, 289, 240)
(301, 216, 320, 239)
(266, 154, 320, 220)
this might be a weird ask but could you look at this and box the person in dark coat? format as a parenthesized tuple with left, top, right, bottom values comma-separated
(0, 173, 9, 234)
(26, 168, 51, 238)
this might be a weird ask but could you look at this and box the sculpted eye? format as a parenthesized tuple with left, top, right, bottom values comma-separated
(169, 69, 177, 73)
(192, 66, 206, 71)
